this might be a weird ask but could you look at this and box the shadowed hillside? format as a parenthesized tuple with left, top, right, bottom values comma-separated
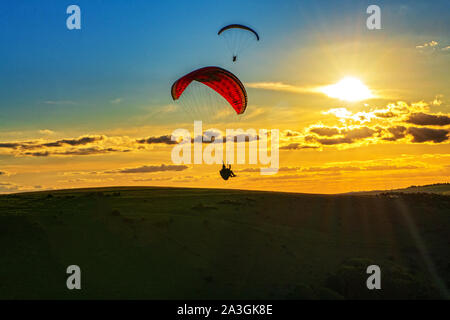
(0, 187, 449, 299)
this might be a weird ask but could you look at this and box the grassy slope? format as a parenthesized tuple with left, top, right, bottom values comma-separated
(0, 187, 449, 299)
(346, 183, 450, 195)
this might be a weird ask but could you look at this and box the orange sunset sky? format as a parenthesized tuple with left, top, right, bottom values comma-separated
(1, 0, 449, 194)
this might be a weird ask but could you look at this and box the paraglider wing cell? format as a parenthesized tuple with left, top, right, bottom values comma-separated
(171, 66, 247, 115)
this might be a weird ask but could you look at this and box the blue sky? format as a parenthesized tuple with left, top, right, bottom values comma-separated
(0, 0, 304, 131)
(1, 0, 448, 133)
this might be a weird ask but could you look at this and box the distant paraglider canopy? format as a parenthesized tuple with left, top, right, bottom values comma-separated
(218, 24, 259, 62)
(218, 24, 260, 41)
(171, 66, 247, 119)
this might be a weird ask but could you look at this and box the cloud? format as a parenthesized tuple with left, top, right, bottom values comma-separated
(42, 136, 104, 148)
(136, 131, 259, 146)
(306, 126, 377, 145)
(111, 98, 123, 104)
(416, 41, 450, 55)
(341, 127, 377, 140)
(406, 112, 450, 126)
(0, 136, 104, 150)
(303, 123, 449, 146)
(22, 147, 129, 157)
(0, 142, 21, 149)
(432, 95, 443, 106)
(132, 177, 173, 182)
(323, 108, 378, 124)
(374, 111, 395, 118)
(172, 175, 200, 183)
(240, 166, 300, 173)
(224, 133, 259, 143)
(137, 135, 177, 145)
(0, 171, 5, 175)
(39, 129, 55, 135)
(280, 143, 319, 150)
(22, 151, 50, 157)
(407, 127, 449, 143)
(416, 40, 438, 49)
(302, 164, 420, 172)
(283, 130, 301, 137)
(383, 126, 407, 141)
(309, 127, 340, 137)
(245, 82, 313, 94)
(0, 135, 138, 157)
(300, 102, 450, 147)
(138, 131, 260, 146)
(311, 137, 353, 145)
(191, 131, 259, 144)
(118, 164, 189, 174)
(323, 102, 429, 125)
(44, 100, 76, 105)
(0, 182, 20, 193)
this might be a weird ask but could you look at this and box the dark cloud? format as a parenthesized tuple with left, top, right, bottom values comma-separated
(42, 136, 103, 147)
(308, 127, 377, 145)
(309, 127, 340, 137)
(0, 171, 5, 175)
(119, 164, 188, 173)
(23, 147, 128, 157)
(192, 135, 225, 144)
(407, 127, 449, 143)
(406, 112, 450, 126)
(383, 126, 407, 141)
(192, 133, 259, 144)
(313, 137, 353, 145)
(0, 136, 103, 150)
(23, 151, 50, 157)
(137, 132, 259, 145)
(137, 135, 177, 145)
(0, 142, 21, 149)
(280, 143, 319, 150)
(342, 127, 377, 140)
(58, 148, 125, 156)
(284, 130, 301, 137)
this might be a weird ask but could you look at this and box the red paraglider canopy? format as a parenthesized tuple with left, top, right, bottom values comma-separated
(171, 66, 247, 115)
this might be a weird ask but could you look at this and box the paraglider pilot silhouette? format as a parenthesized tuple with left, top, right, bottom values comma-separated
(220, 162, 236, 180)
(218, 24, 259, 62)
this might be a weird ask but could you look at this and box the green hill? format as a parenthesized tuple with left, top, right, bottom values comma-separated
(0, 187, 449, 299)
(346, 183, 450, 195)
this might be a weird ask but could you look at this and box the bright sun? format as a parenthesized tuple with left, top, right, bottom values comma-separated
(320, 77, 373, 102)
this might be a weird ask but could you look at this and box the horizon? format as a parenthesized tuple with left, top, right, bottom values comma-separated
(1, 0, 449, 194)
(2, 181, 449, 197)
